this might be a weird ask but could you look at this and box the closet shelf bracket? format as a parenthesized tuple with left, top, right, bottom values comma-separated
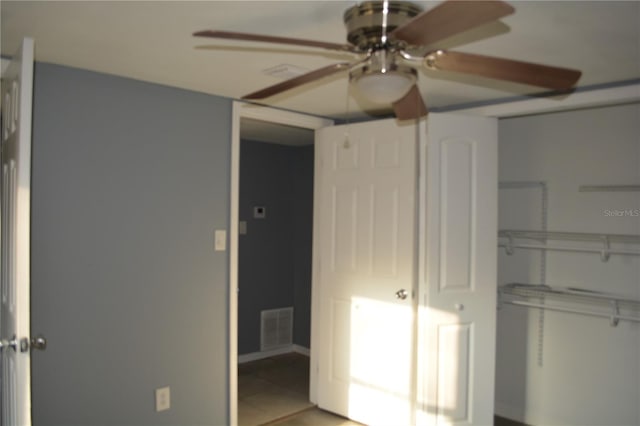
(600, 236, 610, 262)
(610, 300, 620, 327)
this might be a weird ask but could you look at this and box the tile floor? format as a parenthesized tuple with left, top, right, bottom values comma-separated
(238, 352, 357, 426)
(266, 406, 361, 426)
(238, 352, 526, 426)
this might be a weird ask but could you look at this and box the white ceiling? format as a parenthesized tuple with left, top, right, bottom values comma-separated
(1, 1, 639, 120)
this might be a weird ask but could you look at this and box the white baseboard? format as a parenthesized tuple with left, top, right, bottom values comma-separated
(496, 401, 591, 426)
(494, 402, 526, 423)
(292, 344, 310, 356)
(238, 344, 310, 364)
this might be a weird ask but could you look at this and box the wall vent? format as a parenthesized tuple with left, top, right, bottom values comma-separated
(260, 307, 293, 351)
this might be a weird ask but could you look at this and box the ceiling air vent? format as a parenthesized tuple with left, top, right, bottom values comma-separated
(262, 64, 309, 80)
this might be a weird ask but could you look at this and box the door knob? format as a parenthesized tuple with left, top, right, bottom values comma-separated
(0, 336, 47, 352)
(31, 335, 47, 351)
(395, 289, 409, 300)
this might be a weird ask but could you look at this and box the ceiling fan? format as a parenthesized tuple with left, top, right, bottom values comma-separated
(194, 0, 582, 120)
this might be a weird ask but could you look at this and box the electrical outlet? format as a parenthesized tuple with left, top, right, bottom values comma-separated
(215, 229, 227, 251)
(155, 386, 170, 412)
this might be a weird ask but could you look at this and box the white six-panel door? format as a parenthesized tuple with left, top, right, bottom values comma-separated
(315, 119, 418, 426)
(1, 38, 34, 426)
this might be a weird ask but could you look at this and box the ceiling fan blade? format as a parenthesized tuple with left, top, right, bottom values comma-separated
(242, 62, 351, 100)
(425, 50, 582, 90)
(392, 85, 428, 121)
(391, 0, 514, 47)
(194, 30, 355, 52)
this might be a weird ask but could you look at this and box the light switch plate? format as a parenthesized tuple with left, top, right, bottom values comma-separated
(215, 229, 227, 251)
(155, 386, 170, 412)
(239, 221, 247, 235)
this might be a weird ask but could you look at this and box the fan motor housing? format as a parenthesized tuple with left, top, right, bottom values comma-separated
(344, 1, 422, 49)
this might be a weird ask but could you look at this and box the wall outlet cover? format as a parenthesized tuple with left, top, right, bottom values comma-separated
(215, 229, 227, 251)
(155, 386, 170, 412)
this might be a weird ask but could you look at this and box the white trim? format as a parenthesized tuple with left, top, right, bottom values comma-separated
(310, 131, 323, 405)
(494, 402, 526, 423)
(237, 345, 311, 364)
(238, 346, 295, 364)
(293, 344, 311, 356)
(229, 101, 332, 425)
(234, 103, 332, 129)
(452, 83, 640, 118)
(495, 401, 567, 426)
(229, 102, 241, 426)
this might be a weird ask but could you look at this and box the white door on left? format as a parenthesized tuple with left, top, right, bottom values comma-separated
(314, 118, 418, 426)
(1, 37, 34, 426)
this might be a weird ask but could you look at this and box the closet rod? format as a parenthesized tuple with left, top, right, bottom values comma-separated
(499, 229, 640, 244)
(501, 283, 640, 305)
(499, 229, 640, 260)
(579, 185, 640, 192)
(498, 242, 640, 256)
(503, 300, 640, 323)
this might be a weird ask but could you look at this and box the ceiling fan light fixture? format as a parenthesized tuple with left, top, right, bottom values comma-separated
(350, 49, 417, 104)
(352, 70, 416, 104)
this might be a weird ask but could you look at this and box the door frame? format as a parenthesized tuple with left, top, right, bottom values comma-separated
(229, 101, 333, 426)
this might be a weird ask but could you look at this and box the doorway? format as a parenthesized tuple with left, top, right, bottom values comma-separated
(237, 118, 315, 424)
(229, 102, 333, 425)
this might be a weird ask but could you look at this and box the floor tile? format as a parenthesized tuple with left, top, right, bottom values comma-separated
(238, 377, 281, 399)
(242, 387, 314, 421)
(266, 407, 362, 426)
(238, 353, 314, 426)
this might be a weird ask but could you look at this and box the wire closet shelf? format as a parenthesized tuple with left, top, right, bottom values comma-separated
(498, 229, 640, 262)
(498, 229, 640, 326)
(499, 283, 640, 327)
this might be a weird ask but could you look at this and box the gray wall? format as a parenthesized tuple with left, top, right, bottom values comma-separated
(238, 141, 313, 354)
(291, 146, 314, 348)
(30, 63, 232, 425)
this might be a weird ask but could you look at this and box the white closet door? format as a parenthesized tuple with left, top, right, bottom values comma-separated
(314, 118, 418, 426)
(418, 113, 498, 426)
(1, 37, 34, 426)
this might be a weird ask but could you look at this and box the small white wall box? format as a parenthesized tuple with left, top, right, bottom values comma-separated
(155, 386, 170, 412)
(253, 206, 266, 219)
